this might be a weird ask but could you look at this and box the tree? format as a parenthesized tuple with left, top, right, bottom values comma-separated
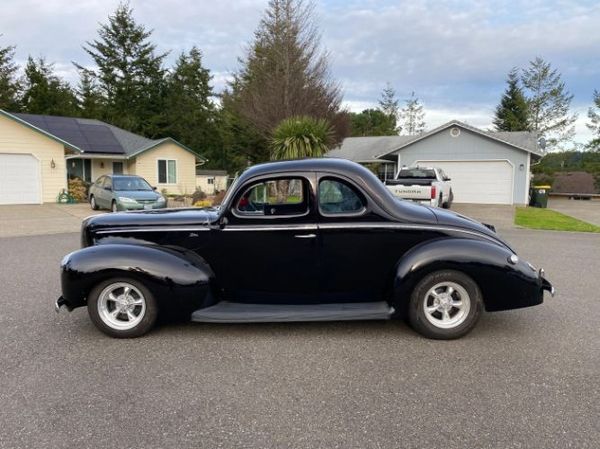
(230, 0, 344, 149)
(521, 57, 577, 149)
(399, 91, 426, 135)
(76, 68, 104, 118)
(162, 47, 219, 160)
(77, 2, 167, 135)
(493, 68, 529, 131)
(378, 82, 399, 132)
(271, 115, 334, 159)
(0, 40, 20, 111)
(349, 109, 396, 136)
(587, 90, 600, 151)
(21, 56, 79, 116)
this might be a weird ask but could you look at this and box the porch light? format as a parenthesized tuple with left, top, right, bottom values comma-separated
(50, 159, 56, 169)
(519, 163, 524, 171)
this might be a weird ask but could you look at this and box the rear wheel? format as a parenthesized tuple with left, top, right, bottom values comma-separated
(443, 190, 454, 209)
(87, 278, 158, 338)
(90, 195, 98, 210)
(408, 270, 482, 339)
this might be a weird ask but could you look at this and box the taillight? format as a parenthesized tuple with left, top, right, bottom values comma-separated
(431, 185, 437, 199)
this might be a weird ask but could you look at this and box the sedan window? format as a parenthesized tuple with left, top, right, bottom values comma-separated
(318, 178, 365, 215)
(236, 178, 308, 217)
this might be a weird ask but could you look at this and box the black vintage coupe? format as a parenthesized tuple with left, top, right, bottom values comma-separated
(56, 159, 554, 339)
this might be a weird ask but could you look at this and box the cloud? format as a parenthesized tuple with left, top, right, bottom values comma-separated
(1, 0, 599, 145)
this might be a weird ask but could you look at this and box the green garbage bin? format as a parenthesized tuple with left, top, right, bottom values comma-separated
(529, 185, 551, 208)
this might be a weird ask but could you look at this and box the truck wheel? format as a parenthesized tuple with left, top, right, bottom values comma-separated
(443, 191, 454, 209)
(88, 278, 158, 338)
(408, 270, 482, 340)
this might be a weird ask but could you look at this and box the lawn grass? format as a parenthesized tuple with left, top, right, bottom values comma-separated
(515, 207, 600, 233)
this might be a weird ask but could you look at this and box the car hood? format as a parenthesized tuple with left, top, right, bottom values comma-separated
(84, 207, 220, 232)
(431, 207, 514, 251)
(113, 190, 161, 201)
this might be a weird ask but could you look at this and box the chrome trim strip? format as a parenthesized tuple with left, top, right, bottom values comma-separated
(95, 227, 211, 234)
(224, 224, 318, 232)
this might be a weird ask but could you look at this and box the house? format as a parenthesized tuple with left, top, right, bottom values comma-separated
(0, 110, 206, 205)
(196, 169, 228, 195)
(326, 120, 543, 205)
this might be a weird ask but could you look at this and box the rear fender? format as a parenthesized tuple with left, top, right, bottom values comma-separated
(391, 238, 543, 315)
(60, 244, 216, 316)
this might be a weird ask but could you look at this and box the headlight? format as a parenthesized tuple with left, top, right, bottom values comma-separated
(118, 197, 138, 203)
(156, 196, 166, 202)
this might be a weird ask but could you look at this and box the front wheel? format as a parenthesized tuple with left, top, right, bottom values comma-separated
(87, 278, 158, 338)
(408, 270, 482, 339)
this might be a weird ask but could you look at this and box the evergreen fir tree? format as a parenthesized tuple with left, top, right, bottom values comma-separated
(399, 91, 426, 135)
(493, 68, 529, 131)
(77, 2, 167, 135)
(162, 47, 220, 160)
(378, 82, 399, 132)
(0, 41, 20, 111)
(521, 57, 577, 149)
(349, 109, 397, 136)
(21, 56, 79, 116)
(587, 90, 600, 150)
(76, 68, 104, 118)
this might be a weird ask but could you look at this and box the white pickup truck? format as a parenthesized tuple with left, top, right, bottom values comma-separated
(385, 167, 454, 208)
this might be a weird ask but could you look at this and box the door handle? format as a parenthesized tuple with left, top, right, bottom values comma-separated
(294, 233, 316, 239)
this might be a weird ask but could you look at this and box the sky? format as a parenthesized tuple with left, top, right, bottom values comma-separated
(1, 0, 599, 145)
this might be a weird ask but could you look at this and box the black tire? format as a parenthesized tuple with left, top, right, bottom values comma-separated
(90, 195, 99, 210)
(438, 193, 443, 208)
(443, 190, 453, 209)
(87, 277, 158, 338)
(408, 270, 482, 340)
(111, 200, 118, 213)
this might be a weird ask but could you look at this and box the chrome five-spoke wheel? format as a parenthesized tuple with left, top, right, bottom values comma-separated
(88, 278, 158, 338)
(423, 281, 471, 329)
(98, 282, 146, 330)
(408, 270, 482, 339)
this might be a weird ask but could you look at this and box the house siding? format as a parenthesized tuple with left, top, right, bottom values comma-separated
(132, 142, 197, 194)
(391, 127, 530, 204)
(90, 158, 128, 180)
(196, 175, 228, 194)
(0, 114, 67, 203)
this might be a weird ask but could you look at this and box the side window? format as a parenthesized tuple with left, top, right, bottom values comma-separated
(235, 178, 307, 217)
(318, 178, 365, 215)
(95, 176, 104, 187)
(104, 177, 112, 190)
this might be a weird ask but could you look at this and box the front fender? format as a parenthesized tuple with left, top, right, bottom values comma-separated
(60, 244, 216, 315)
(392, 238, 544, 314)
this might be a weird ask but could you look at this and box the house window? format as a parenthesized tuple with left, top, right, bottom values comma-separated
(112, 161, 123, 174)
(158, 159, 177, 184)
(207, 177, 214, 185)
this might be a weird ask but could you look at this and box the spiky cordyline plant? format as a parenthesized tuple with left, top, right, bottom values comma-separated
(271, 116, 334, 160)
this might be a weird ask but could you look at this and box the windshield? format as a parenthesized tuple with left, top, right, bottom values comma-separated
(113, 177, 153, 191)
(397, 168, 436, 179)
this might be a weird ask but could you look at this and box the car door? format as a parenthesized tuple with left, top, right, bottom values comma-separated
(316, 174, 429, 303)
(219, 173, 320, 304)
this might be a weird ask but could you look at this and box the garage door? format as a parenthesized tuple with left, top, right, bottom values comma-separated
(416, 160, 513, 204)
(0, 154, 41, 205)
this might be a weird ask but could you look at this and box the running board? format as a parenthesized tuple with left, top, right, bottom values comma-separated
(191, 301, 394, 323)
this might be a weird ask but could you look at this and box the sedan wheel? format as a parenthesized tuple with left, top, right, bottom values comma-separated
(90, 195, 98, 210)
(408, 270, 482, 339)
(111, 201, 118, 213)
(88, 278, 158, 338)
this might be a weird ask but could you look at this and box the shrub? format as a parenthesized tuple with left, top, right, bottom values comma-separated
(68, 177, 88, 202)
(192, 188, 207, 204)
(212, 190, 226, 205)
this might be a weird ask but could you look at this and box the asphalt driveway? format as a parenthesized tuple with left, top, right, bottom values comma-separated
(549, 198, 600, 226)
(0, 228, 598, 449)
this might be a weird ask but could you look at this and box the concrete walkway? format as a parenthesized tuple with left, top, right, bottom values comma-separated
(0, 203, 103, 238)
(451, 203, 516, 230)
(548, 198, 600, 226)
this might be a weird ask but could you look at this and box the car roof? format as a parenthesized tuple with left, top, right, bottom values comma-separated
(240, 158, 375, 180)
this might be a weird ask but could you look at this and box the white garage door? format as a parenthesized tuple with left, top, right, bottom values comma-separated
(417, 160, 514, 204)
(0, 154, 41, 205)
